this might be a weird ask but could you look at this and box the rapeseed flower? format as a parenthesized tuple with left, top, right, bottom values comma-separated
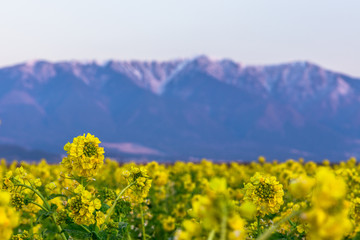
(0, 191, 18, 240)
(122, 166, 152, 204)
(62, 133, 104, 178)
(67, 184, 102, 225)
(162, 216, 176, 231)
(303, 168, 352, 240)
(244, 172, 284, 216)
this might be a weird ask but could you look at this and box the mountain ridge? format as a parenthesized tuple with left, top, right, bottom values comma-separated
(0, 56, 359, 162)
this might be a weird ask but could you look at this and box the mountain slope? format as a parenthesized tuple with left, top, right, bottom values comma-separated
(0, 56, 359, 161)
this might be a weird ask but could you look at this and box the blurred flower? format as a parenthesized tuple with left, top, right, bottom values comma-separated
(0, 191, 18, 240)
(162, 216, 176, 232)
(289, 174, 315, 199)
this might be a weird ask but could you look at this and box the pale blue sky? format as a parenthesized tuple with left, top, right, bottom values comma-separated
(0, 0, 359, 76)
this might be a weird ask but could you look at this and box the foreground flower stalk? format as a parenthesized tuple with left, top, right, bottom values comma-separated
(256, 211, 300, 240)
(102, 182, 135, 229)
(14, 183, 67, 240)
(140, 204, 147, 240)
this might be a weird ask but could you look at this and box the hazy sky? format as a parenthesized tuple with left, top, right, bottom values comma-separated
(0, 0, 359, 76)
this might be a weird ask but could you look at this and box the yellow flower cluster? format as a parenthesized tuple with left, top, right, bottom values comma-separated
(244, 172, 284, 216)
(122, 166, 152, 204)
(0, 191, 18, 240)
(303, 168, 352, 240)
(152, 171, 168, 187)
(67, 184, 102, 225)
(10, 230, 29, 240)
(350, 198, 360, 223)
(176, 178, 246, 240)
(175, 219, 201, 240)
(2, 134, 360, 240)
(62, 133, 104, 177)
(162, 216, 176, 231)
(273, 202, 308, 236)
(289, 174, 315, 199)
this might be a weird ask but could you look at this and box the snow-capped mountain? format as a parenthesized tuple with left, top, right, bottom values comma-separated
(0, 56, 359, 162)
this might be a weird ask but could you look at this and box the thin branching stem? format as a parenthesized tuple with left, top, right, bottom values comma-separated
(15, 183, 68, 240)
(256, 211, 300, 240)
(207, 229, 216, 240)
(220, 201, 228, 240)
(30, 201, 48, 212)
(102, 182, 135, 229)
(140, 204, 146, 240)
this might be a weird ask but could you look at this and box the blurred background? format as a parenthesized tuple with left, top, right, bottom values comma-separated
(0, 0, 359, 162)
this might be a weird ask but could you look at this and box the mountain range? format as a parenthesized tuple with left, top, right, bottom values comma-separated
(0, 55, 359, 162)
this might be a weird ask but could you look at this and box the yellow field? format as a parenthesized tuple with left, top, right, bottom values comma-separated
(0, 134, 358, 240)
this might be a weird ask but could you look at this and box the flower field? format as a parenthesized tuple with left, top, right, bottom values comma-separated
(0, 134, 358, 240)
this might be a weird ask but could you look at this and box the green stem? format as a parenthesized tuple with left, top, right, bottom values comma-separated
(15, 184, 49, 207)
(127, 232, 133, 240)
(80, 225, 91, 234)
(15, 184, 67, 240)
(288, 219, 296, 228)
(257, 216, 261, 237)
(220, 202, 228, 240)
(52, 214, 67, 240)
(207, 229, 216, 240)
(256, 211, 300, 240)
(140, 204, 146, 240)
(30, 218, 34, 236)
(30, 201, 48, 212)
(102, 182, 135, 229)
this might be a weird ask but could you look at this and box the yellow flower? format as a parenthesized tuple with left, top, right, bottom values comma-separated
(191, 195, 212, 219)
(175, 219, 201, 240)
(238, 201, 257, 220)
(258, 156, 266, 164)
(45, 182, 57, 194)
(244, 172, 284, 216)
(289, 174, 315, 199)
(209, 177, 227, 194)
(304, 206, 352, 240)
(67, 184, 102, 225)
(228, 230, 245, 240)
(152, 171, 168, 187)
(247, 219, 271, 239)
(11, 230, 29, 240)
(33, 178, 42, 187)
(0, 191, 10, 206)
(96, 211, 105, 226)
(61, 133, 104, 178)
(350, 198, 360, 223)
(162, 216, 176, 232)
(173, 203, 187, 218)
(303, 168, 352, 240)
(0, 191, 18, 240)
(123, 166, 152, 204)
(228, 214, 245, 231)
(312, 168, 347, 210)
